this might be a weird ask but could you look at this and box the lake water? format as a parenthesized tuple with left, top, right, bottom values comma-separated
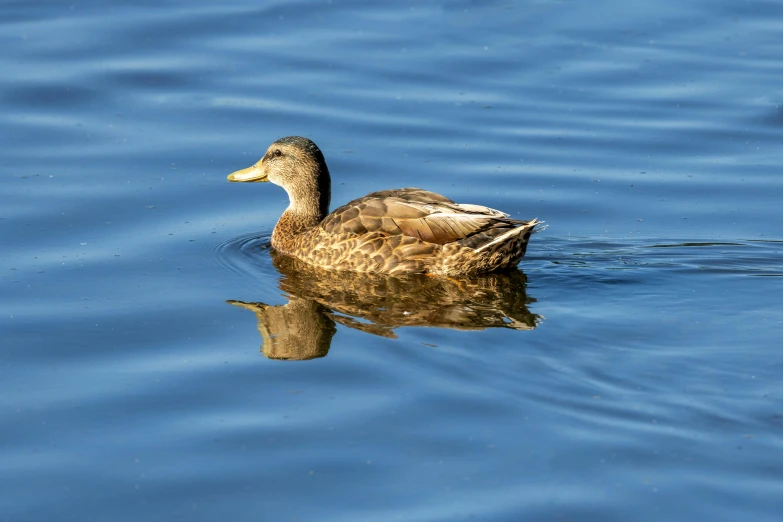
(2, 0, 782, 520)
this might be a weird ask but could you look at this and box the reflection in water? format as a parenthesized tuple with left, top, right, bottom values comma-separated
(229, 252, 541, 360)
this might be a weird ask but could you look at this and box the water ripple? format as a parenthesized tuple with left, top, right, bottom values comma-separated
(208, 231, 273, 276)
(527, 236, 783, 277)
(3, 1, 783, 521)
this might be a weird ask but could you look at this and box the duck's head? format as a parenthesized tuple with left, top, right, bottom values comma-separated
(228, 136, 331, 216)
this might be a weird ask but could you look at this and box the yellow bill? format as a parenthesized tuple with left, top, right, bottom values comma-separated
(227, 163, 267, 182)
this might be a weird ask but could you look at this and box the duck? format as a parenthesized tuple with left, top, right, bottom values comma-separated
(227, 136, 542, 276)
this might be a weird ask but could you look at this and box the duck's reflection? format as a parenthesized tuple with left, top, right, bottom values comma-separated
(229, 252, 541, 360)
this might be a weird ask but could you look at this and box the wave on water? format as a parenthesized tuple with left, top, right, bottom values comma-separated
(526, 236, 783, 278)
(208, 231, 273, 276)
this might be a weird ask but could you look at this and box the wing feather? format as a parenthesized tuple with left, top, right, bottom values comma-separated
(320, 187, 525, 245)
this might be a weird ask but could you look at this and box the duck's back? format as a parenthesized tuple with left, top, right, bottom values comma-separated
(320, 188, 519, 244)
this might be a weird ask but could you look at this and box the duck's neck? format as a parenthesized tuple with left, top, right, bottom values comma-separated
(272, 171, 331, 251)
(273, 207, 323, 243)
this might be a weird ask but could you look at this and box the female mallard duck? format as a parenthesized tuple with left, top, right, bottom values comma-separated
(228, 136, 541, 276)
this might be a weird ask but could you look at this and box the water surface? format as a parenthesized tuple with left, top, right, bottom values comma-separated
(2, 1, 782, 521)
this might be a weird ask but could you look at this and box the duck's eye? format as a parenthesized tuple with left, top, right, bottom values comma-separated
(274, 149, 282, 157)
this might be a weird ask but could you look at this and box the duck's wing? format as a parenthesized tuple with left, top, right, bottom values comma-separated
(320, 188, 523, 245)
(361, 187, 455, 205)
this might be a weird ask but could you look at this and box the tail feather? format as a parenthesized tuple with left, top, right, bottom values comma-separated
(531, 219, 547, 234)
(474, 218, 541, 253)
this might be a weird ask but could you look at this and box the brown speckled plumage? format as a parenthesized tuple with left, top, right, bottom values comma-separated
(228, 136, 542, 276)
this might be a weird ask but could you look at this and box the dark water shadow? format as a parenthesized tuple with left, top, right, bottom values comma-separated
(228, 251, 540, 361)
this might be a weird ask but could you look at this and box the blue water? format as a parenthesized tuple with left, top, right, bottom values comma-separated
(2, 1, 782, 521)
